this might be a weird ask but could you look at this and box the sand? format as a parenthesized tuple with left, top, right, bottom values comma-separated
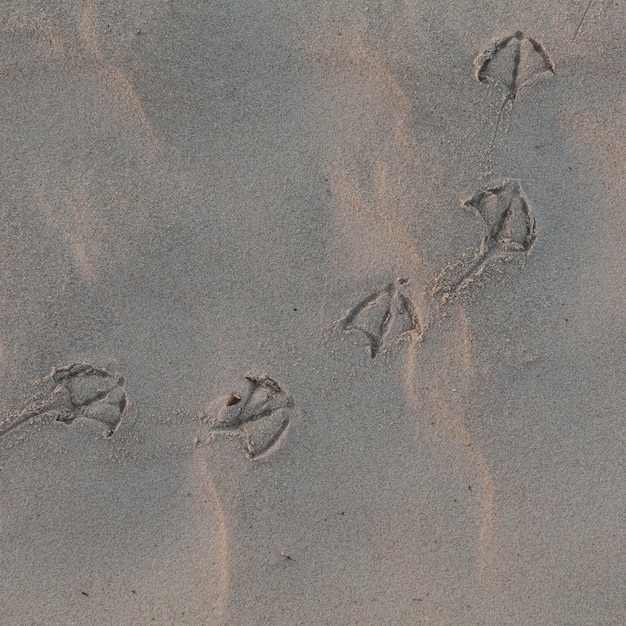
(1, 1, 624, 624)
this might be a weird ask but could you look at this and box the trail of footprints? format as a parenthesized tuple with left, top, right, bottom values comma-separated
(1, 365, 295, 460)
(335, 31, 551, 355)
(1, 31, 553, 459)
(451, 31, 549, 294)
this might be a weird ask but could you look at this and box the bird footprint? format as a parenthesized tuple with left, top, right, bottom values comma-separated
(475, 31, 555, 157)
(334, 278, 422, 358)
(475, 30, 555, 103)
(435, 179, 537, 301)
(200, 375, 294, 460)
(0, 363, 129, 439)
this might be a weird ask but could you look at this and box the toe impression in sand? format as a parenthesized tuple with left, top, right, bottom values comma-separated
(435, 179, 537, 302)
(0, 363, 129, 439)
(201, 375, 294, 460)
(335, 278, 422, 358)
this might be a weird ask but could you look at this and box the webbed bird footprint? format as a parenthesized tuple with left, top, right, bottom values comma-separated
(435, 179, 537, 301)
(336, 278, 422, 357)
(475, 31, 555, 153)
(0, 363, 129, 438)
(202, 375, 294, 460)
(475, 30, 555, 102)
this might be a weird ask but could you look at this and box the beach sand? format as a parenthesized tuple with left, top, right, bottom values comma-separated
(1, 2, 624, 624)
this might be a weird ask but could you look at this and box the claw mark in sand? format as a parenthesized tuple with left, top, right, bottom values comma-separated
(435, 180, 537, 302)
(0, 363, 129, 439)
(200, 375, 294, 460)
(335, 278, 422, 358)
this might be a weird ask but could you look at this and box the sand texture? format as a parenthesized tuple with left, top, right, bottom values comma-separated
(1, 2, 624, 624)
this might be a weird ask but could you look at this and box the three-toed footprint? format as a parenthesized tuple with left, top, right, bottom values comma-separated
(199, 375, 295, 460)
(0, 363, 129, 439)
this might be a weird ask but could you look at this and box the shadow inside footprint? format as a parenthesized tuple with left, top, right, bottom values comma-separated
(203, 375, 294, 460)
(52, 364, 128, 437)
(435, 179, 537, 301)
(337, 278, 422, 358)
(0, 363, 129, 439)
(475, 30, 555, 102)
